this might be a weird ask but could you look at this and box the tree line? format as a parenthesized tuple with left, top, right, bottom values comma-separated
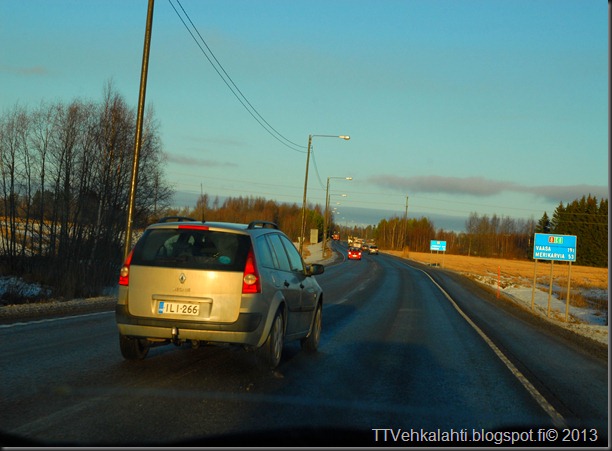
(0, 83, 172, 299)
(168, 193, 325, 244)
(345, 195, 607, 268)
(347, 213, 536, 259)
(164, 192, 608, 268)
(0, 85, 607, 300)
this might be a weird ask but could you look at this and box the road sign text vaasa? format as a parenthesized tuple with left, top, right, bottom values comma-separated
(430, 240, 447, 252)
(533, 233, 577, 262)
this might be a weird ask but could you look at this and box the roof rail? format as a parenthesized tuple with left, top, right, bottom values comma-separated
(247, 221, 278, 230)
(157, 216, 198, 223)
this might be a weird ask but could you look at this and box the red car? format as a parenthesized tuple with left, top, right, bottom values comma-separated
(348, 247, 362, 260)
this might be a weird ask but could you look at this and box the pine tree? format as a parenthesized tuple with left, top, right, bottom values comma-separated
(535, 212, 551, 233)
(547, 194, 607, 267)
(550, 202, 566, 233)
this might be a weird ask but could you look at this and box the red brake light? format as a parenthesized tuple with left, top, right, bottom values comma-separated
(178, 224, 209, 230)
(242, 247, 261, 294)
(118, 249, 134, 286)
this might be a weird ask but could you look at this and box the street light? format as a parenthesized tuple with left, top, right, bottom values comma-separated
(322, 179, 351, 257)
(299, 134, 350, 256)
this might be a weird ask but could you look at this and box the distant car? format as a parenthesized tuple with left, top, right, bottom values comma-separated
(361, 244, 369, 252)
(115, 217, 324, 369)
(368, 244, 379, 255)
(347, 247, 362, 260)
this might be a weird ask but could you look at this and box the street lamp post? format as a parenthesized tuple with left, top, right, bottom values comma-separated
(299, 134, 350, 256)
(322, 177, 351, 257)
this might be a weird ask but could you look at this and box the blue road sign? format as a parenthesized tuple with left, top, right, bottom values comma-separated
(430, 240, 447, 252)
(533, 233, 577, 262)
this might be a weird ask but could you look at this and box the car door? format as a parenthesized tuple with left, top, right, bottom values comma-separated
(278, 235, 318, 335)
(266, 234, 304, 337)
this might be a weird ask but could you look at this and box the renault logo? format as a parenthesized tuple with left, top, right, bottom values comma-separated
(179, 273, 186, 284)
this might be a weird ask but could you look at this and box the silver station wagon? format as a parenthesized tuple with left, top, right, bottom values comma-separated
(115, 218, 324, 368)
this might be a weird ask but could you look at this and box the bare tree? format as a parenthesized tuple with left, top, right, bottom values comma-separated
(0, 106, 29, 266)
(0, 83, 173, 298)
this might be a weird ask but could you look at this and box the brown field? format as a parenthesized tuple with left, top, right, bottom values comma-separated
(385, 250, 608, 310)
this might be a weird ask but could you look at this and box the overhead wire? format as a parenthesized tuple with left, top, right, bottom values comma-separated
(167, 1, 597, 225)
(169, 0, 306, 153)
(309, 147, 327, 191)
(169, 0, 344, 205)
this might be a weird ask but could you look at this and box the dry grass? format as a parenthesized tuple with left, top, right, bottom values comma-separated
(386, 250, 608, 310)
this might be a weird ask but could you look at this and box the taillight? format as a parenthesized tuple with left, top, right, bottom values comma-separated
(178, 224, 209, 230)
(242, 247, 261, 294)
(118, 249, 134, 286)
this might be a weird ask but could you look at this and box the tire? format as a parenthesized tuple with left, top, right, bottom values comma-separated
(257, 310, 284, 369)
(119, 334, 149, 360)
(301, 302, 322, 353)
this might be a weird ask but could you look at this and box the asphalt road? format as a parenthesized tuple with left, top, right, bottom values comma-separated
(0, 245, 607, 447)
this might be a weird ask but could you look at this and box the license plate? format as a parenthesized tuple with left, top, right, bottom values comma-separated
(157, 301, 200, 316)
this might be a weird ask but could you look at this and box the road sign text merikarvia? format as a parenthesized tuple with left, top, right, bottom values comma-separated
(533, 233, 577, 262)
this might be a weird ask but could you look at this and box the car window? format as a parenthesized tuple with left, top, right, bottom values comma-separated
(131, 228, 250, 271)
(266, 233, 292, 272)
(255, 235, 277, 269)
(279, 235, 304, 272)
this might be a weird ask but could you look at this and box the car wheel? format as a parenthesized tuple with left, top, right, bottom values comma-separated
(119, 334, 149, 360)
(301, 302, 322, 353)
(257, 309, 284, 369)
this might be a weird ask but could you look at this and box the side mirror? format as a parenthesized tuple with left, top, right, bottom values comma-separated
(306, 263, 325, 276)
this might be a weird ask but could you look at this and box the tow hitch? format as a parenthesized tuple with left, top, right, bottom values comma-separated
(171, 327, 182, 346)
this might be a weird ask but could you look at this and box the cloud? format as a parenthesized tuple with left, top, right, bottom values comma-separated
(368, 175, 608, 203)
(0, 65, 48, 76)
(526, 184, 609, 203)
(166, 153, 238, 168)
(369, 175, 517, 196)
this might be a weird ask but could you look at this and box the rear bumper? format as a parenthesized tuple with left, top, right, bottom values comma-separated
(115, 304, 264, 346)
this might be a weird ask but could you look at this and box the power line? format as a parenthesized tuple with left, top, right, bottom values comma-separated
(168, 0, 306, 153)
(309, 147, 327, 191)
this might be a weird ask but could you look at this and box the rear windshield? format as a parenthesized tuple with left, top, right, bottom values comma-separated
(130, 228, 251, 271)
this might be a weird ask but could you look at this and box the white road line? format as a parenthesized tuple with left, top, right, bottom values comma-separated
(0, 310, 113, 328)
(419, 268, 567, 429)
(324, 297, 349, 308)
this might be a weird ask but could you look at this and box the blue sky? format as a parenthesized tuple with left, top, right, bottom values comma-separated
(1, 0, 607, 231)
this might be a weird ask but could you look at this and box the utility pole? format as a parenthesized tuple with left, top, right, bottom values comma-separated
(124, 0, 155, 260)
(299, 135, 313, 256)
(298, 134, 350, 256)
(200, 183, 204, 221)
(402, 195, 408, 250)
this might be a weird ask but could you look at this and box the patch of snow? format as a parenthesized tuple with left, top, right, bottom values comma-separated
(468, 273, 608, 346)
(0, 276, 52, 299)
